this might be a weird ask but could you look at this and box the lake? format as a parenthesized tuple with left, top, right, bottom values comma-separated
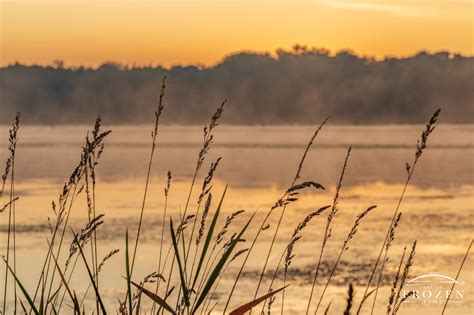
(0, 124, 473, 314)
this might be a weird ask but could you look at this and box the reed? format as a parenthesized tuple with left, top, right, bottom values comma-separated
(79, 249, 120, 309)
(224, 117, 329, 313)
(195, 209, 245, 297)
(187, 157, 222, 285)
(49, 115, 111, 314)
(314, 205, 377, 314)
(343, 283, 354, 315)
(1, 112, 20, 315)
(130, 76, 166, 276)
(251, 118, 330, 309)
(151, 171, 172, 314)
(390, 240, 417, 315)
(385, 245, 407, 315)
(282, 206, 330, 314)
(370, 212, 402, 315)
(202, 246, 248, 314)
(356, 108, 441, 314)
(0, 102, 447, 315)
(163, 100, 226, 309)
(226, 179, 326, 314)
(441, 239, 473, 315)
(306, 147, 351, 314)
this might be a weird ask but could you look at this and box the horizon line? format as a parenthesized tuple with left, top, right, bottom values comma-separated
(2, 46, 472, 70)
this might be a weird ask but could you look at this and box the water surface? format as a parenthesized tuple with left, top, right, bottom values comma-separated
(0, 124, 472, 314)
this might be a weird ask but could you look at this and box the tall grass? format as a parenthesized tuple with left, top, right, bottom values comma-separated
(131, 76, 166, 275)
(355, 109, 441, 314)
(441, 239, 473, 315)
(306, 147, 351, 314)
(223, 117, 329, 313)
(314, 205, 377, 314)
(370, 212, 402, 314)
(1, 112, 20, 315)
(1, 93, 459, 315)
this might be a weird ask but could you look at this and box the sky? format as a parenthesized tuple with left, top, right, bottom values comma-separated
(1, 0, 473, 67)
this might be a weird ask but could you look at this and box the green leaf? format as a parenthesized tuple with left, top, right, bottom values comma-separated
(130, 281, 176, 314)
(191, 185, 227, 290)
(125, 228, 133, 315)
(170, 218, 190, 307)
(192, 212, 255, 314)
(2, 257, 39, 315)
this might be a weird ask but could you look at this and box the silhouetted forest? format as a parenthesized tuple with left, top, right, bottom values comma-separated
(1, 48, 473, 124)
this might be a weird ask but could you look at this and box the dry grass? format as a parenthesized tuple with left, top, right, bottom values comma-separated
(1, 86, 460, 315)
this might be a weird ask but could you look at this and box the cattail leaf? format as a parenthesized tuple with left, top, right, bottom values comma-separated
(170, 218, 190, 307)
(130, 281, 176, 314)
(192, 212, 254, 314)
(229, 284, 290, 315)
(3, 257, 40, 315)
(191, 185, 227, 290)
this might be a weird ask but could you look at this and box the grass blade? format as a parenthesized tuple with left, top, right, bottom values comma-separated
(125, 229, 133, 315)
(170, 218, 190, 307)
(324, 301, 332, 315)
(72, 230, 107, 315)
(130, 281, 176, 314)
(2, 256, 39, 315)
(229, 284, 290, 315)
(356, 288, 376, 315)
(39, 289, 44, 315)
(50, 246, 80, 313)
(191, 186, 227, 290)
(192, 212, 254, 314)
(441, 239, 472, 315)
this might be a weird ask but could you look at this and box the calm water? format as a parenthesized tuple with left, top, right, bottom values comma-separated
(0, 124, 473, 314)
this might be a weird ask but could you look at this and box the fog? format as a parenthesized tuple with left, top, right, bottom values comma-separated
(1, 48, 472, 124)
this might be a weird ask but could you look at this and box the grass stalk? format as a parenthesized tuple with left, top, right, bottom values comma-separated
(315, 205, 377, 314)
(385, 245, 407, 315)
(224, 117, 329, 314)
(2, 112, 20, 315)
(130, 76, 166, 275)
(252, 117, 330, 306)
(163, 101, 225, 310)
(370, 212, 402, 315)
(72, 230, 107, 315)
(151, 171, 172, 314)
(441, 239, 472, 315)
(281, 206, 330, 314)
(356, 109, 441, 314)
(306, 147, 351, 314)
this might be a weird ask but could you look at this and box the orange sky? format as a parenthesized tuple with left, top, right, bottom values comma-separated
(1, 0, 473, 67)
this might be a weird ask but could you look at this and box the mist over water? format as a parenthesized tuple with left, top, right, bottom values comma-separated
(0, 124, 473, 314)
(1, 124, 472, 187)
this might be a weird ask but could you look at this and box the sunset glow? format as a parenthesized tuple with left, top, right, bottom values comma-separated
(1, 0, 473, 67)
